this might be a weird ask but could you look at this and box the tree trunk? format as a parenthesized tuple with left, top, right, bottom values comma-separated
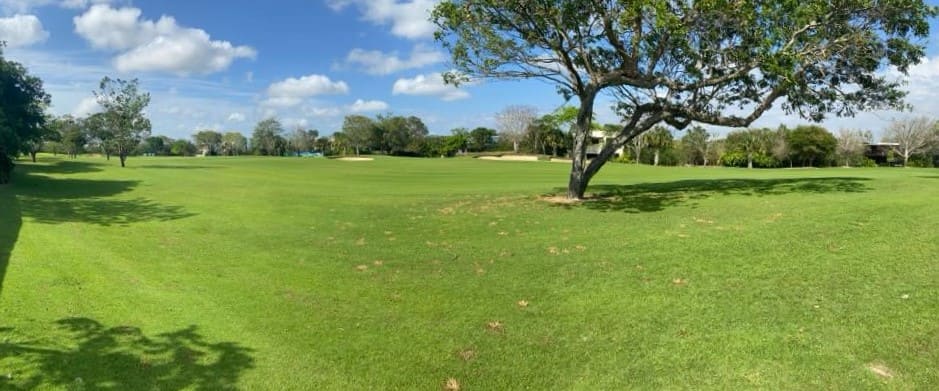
(747, 153, 753, 169)
(654, 150, 660, 166)
(119, 148, 127, 167)
(0, 152, 12, 185)
(903, 153, 909, 167)
(513, 140, 519, 154)
(30, 152, 37, 163)
(567, 91, 597, 199)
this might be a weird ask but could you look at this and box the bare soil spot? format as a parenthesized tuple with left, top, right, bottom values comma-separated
(456, 349, 476, 361)
(539, 195, 582, 205)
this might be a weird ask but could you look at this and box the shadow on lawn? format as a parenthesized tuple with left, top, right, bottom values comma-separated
(0, 317, 254, 389)
(131, 164, 222, 170)
(551, 177, 872, 213)
(0, 161, 195, 297)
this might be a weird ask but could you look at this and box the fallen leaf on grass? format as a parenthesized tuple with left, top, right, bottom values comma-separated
(672, 278, 687, 286)
(355, 238, 366, 246)
(355, 265, 368, 272)
(486, 321, 504, 333)
(456, 349, 476, 361)
(867, 362, 894, 379)
(517, 300, 529, 308)
(444, 377, 461, 390)
(373, 260, 384, 266)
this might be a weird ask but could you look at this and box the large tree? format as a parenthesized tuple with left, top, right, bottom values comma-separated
(55, 116, 86, 159)
(288, 128, 318, 156)
(726, 128, 774, 169)
(883, 117, 936, 167)
(0, 48, 50, 184)
(789, 125, 837, 167)
(434, 1, 935, 199)
(681, 126, 711, 166)
(94, 77, 151, 167)
(644, 126, 673, 166)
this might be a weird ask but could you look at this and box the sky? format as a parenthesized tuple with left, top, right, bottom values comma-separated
(2, 0, 939, 140)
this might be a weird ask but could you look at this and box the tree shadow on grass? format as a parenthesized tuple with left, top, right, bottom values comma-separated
(550, 177, 872, 214)
(0, 164, 196, 298)
(131, 165, 223, 170)
(21, 160, 104, 175)
(0, 317, 254, 389)
(917, 175, 939, 179)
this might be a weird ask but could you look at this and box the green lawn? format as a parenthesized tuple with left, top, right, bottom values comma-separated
(1, 155, 938, 390)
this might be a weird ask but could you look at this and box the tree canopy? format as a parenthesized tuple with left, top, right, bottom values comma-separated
(94, 77, 152, 167)
(434, 0, 936, 198)
(0, 47, 50, 184)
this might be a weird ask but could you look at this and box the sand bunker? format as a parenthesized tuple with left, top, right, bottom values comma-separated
(336, 157, 375, 161)
(477, 155, 539, 161)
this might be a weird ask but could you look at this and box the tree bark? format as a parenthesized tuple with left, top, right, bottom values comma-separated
(654, 150, 660, 166)
(747, 153, 753, 169)
(30, 152, 37, 163)
(567, 92, 597, 199)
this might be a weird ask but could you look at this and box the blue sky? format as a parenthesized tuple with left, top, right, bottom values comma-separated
(1, 0, 939, 140)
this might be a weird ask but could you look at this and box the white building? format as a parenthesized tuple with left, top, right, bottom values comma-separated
(586, 130, 625, 158)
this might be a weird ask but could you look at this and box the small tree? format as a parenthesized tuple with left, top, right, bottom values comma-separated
(644, 126, 673, 166)
(221, 132, 248, 156)
(468, 127, 496, 152)
(193, 130, 223, 156)
(94, 77, 151, 167)
(288, 128, 318, 156)
(341, 115, 376, 156)
(251, 118, 284, 156)
(789, 125, 837, 167)
(495, 105, 537, 153)
(835, 128, 871, 167)
(681, 126, 710, 166)
(883, 117, 936, 167)
(726, 128, 774, 169)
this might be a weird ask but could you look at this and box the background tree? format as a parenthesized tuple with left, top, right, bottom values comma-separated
(141, 136, 168, 156)
(627, 132, 645, 165)
(789, 125, 837, 167)
(221, 132, 248, 156)
(449, 128, 469, 154)
(835, 128, 871, 167)
(772, 126, 793, 168)
(726, 128, 774, 169)
(883, 117, 936, 167)
(434, 1, 935, 198)
(288, 128, 318, 156)
(25, 116, 60, 163)
(681, 126, 710, 166)
(55, 116, 86, 159)
(94, 77, 151, 167)
(468, 127, 496, 152)
(170, 139, 197, 156)
(341, 115, 375, 156)
(644, 126, 673, 166)
(0, 47, 50, 184)
(193, 130, 223, 156)
(251, 118, 284, 156)
(495, 105, 537, 153)
(83, 112, 113, 160)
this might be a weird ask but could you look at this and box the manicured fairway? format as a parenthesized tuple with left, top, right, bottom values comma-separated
(1, 156, 938, 389)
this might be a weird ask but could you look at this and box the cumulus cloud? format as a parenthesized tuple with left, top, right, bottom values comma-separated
(348, 99, 388, 112)
(0, 14, 48, 47)
(227, 112, 246, 122)
(263, 74, 349, 108)
(71, 96, 101, 117)
(392, 72, 469, 101)
(327, 0, 437, 40)
(344, 44, 444, 75)
(73, 5, 255, 75)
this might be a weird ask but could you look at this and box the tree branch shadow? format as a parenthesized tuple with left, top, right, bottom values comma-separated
(0, 317, 254, 389)
(0, 163, 196, 297)
(549, 177, 872, 214)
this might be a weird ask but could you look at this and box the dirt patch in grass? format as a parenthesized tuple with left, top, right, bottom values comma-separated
(539, 195, 582, 205)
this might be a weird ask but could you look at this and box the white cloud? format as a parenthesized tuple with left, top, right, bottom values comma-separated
(392, 72, 469, 101)
(327, 0, 438, 40)
(0, 14, 48, 47)
(344, 44, 444, 75)
(227, 112, 246, 122)
(61, 0, 114, 9)
(73, 5, 255, 75)
(263, 74, 349, 107)
(71, 96, 101, 117)
(348, 99, 388, 112)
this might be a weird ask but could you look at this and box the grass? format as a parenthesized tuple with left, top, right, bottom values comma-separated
(1, 155, 938, 389)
